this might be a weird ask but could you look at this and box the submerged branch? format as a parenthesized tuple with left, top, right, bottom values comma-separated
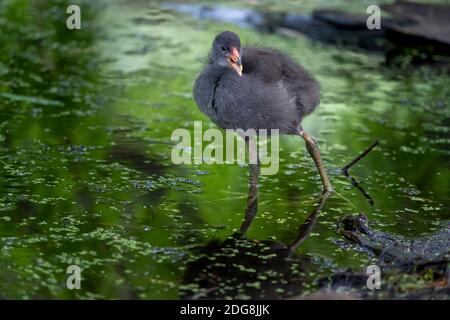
(342, 170, 375, 206)
(341, 139, 379, 206)
(342, 139, 379, 173)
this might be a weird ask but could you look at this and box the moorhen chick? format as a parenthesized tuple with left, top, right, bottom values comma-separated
(193, 31, 332, 193)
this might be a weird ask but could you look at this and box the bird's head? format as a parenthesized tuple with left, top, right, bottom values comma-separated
(211, 31, 242, 76)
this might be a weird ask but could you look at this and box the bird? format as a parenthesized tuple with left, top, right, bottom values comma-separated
(193, 31, 332, 194)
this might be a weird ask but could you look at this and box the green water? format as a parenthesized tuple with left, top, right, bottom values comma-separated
(0, 0, 449, 299)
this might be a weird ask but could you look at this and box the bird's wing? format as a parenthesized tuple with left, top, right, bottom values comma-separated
(241, 46, 286, 83)
(241, 46, 320, 117)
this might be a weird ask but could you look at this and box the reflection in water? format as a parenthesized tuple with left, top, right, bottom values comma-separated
(180, 163, 330, 299)
(342, 172, 374, 207)
(341, 140, 379, 206)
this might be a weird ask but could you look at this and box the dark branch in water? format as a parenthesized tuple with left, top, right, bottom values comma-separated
(342, 139, 379, 173)
(342, 172, 375, 206)
(341, 139, 379, 206)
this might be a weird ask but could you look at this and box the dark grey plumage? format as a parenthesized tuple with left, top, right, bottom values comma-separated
(193, 31, 320, 135)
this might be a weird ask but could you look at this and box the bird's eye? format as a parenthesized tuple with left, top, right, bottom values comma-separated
(220, 46, 227, 52)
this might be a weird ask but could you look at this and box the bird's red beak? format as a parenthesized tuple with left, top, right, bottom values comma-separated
(229, 47, 242, 76)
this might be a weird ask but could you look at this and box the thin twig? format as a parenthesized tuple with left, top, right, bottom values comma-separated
(341, 139, 379, 206)
(342, 139, 379, 173)
(342, 170, 375, 206)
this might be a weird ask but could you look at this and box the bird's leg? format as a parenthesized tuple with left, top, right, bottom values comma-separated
(298, 129, 333, 193)
(239, 137, 260, 233)
(240, 162, 259, 233)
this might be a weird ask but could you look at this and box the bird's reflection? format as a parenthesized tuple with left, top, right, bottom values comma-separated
(180, 164, 330, 299)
